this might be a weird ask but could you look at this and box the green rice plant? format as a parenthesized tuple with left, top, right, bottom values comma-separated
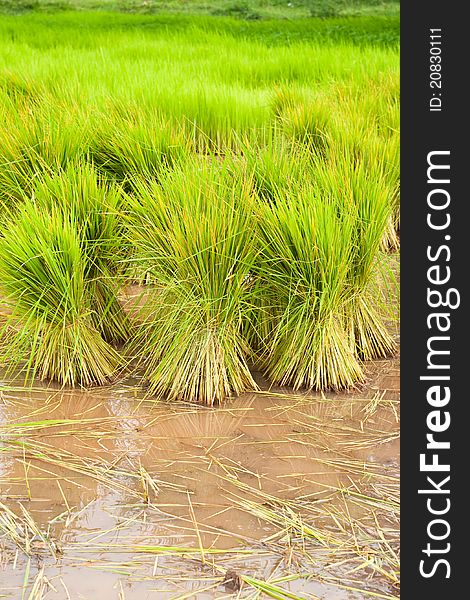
(126, 158, 259, 404)
(279, 101, 330, 155)
(162, 83, 270, 154)
(28, 162, 131, 343)
(271, 86, 331, 155)
(0, 71, 39, 107)
(88, 106, 190, 186)
(0, 13, 398, 158)
(328, 97, 400, 251)
(0, 99, 88, 207)
(0, 201, 122, 386)
(312, 145, 397, 360)
(239, 135, 309, 204)
(362, 71, 400, 138)
(379, 130, 400, 249)
(253, 182, 364, 391)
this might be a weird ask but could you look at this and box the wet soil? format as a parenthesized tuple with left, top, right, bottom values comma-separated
(0, 355, 399, 599)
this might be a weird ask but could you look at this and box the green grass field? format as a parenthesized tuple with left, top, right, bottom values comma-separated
(1, 0, 400, 19)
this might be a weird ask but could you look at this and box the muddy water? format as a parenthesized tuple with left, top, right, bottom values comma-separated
(0, 357, 399, 599)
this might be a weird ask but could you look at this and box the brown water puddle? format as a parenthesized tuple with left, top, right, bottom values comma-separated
(0, 356, 399, 599)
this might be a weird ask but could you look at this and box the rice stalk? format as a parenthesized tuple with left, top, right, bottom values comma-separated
(88, 106, 189, 187)
(0, 502, 58, 559)
(0, 199, 122, 386)
(28, 162, 131, 343)
(127, 159, 259, 404)
(253, 181, 363, 390)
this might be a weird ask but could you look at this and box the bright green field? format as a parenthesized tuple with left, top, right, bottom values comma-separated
(0, 9, 399, 402)
(0, 10, 399, 147)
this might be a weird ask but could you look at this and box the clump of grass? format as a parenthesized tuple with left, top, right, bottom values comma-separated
(0, 99, 87, 207)
(240, 136, 308, 204)
(0, 71, 39, 106)
(272, 87, 331, 155)
(327, 82, 400, 250)
(379, 131, 400, 250)
(88, 106, 189, 187)
(126, 158, 259, 404)
(280, 103, 330, 155)
(0, 164, 127, 386)
(250, 137, 397, 389)
(312, 145, 397, 360)
(29, 162, 131, 343)
(253, 182, 364, 390)
(0, 205, 121, 386)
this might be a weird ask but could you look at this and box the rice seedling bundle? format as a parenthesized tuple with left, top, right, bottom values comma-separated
(327, 78, 400, 250)
(127, 159, 259, 405)
(239, 136, 309, 205)
(0, 163, 127, 386)
(311, 146, 397, 361)
(29, 162, 130, 343)
(272, 87, 332, 156)
(88, 106, 189, 187)
(253, 182, 364, 391)
(250, 136, 397, 390)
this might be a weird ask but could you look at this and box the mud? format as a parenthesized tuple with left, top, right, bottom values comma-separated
(0, 356, 399, 599)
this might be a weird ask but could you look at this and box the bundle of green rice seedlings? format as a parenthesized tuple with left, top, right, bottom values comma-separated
(228, 139, 309, 355)
(253, 182, 364, 391)
(271, 87, 331, 156)
(280, 102, 330, 155)
(312, 145, 397, 361)
(126, 158, 258, 404)
(86, 108, 191, 284)
(88, 107, 189, 187)
(369, 72, 400, 138)
(329, 84, 400, 250)
(29, 162, 130, 344)
(330, 129, 399, 252)
(239, 136, 309, 204)
(152, 82, 269, 154)
(0, 202, 122, 386)
(344, 170, 397, 361)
